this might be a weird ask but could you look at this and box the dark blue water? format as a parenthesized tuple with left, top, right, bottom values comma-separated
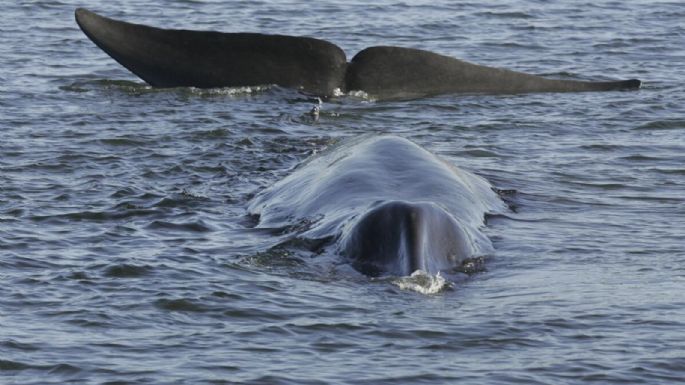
(2, 1, 684, 384)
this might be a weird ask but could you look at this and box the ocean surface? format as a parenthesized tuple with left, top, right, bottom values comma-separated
(2, 1, 684, 384)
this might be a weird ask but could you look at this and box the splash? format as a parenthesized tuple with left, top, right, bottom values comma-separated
(345, 89, 375, 102)
(392, 270, 451, 295)
(187, 85, 272, 96)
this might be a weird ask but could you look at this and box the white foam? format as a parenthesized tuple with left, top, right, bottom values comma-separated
(188, 85, 271, 96)
(345, 89, 375, 102)
(392, 270, 451, 295)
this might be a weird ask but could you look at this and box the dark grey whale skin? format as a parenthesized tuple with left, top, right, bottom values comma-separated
(75, 8, 641, 99)
(74, 8, 347, 96)
(342, 201, 470, 277)
(346, 46, 642, 99)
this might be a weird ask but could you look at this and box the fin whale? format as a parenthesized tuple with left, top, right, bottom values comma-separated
(247, 135, 505, 277)
(75, 8, 640, 100)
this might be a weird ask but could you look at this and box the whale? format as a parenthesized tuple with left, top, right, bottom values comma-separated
(75, 8, 641, 100)
(247, 135, 505, 277)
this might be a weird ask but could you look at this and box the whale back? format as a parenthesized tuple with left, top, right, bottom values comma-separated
(74, 8, 347, 96)
(249, 136, 500, 234)
(248, 136, 504, 275)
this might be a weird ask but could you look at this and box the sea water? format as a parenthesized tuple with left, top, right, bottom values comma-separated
(1, 1, 684, 384)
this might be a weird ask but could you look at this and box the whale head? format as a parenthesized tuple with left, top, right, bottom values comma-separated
(341, 201, 472, 277)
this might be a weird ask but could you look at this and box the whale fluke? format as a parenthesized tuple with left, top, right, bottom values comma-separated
(346, 46, 642, 99)
(75, 8, 641, 99)
(74, 8, 347, 96)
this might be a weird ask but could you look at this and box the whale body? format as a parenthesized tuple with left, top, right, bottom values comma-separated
(247, 135, 505, 277)
(75, 8, 641, 100)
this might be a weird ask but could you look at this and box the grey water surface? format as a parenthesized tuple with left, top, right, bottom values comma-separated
(2, 1, 684, 384)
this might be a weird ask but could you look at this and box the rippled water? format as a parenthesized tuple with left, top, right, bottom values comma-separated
(2, 1, 684, 384)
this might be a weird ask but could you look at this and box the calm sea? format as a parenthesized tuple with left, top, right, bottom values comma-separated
(1, 1, 684, 384)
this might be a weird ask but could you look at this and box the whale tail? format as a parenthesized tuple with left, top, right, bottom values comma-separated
(342, 201, 470, 277)
(75, 8, 642, 99)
